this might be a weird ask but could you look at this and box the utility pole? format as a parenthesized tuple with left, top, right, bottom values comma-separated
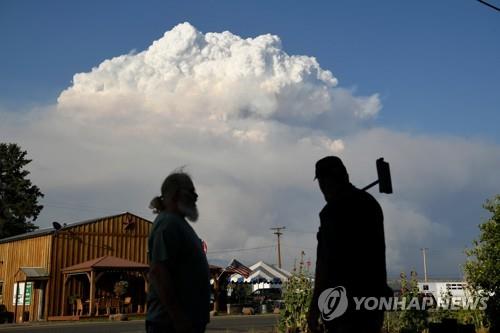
(270, 226, 286, 268)
(421, 248, 429, 282)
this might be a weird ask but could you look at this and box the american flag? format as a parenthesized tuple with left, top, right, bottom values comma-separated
(226, 259, 252, 278)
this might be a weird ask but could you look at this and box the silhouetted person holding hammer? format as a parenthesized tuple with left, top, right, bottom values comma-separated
(308, 156, 389, 333)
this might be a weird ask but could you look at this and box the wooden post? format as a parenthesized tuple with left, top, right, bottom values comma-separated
(42, 280, 49, 320)
(89, 270, 95, 316)
(21, 280, 27, 322)
(144, 273, 148, 313)
(213, 273, 219, 313)
(37, 284, 44, 320)
(139, 271, 148, 313)
(60, 275, 68, 316)
(14, 282, 19, 323)
(270, 227, 286, 268)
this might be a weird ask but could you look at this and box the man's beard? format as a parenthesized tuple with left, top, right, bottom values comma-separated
(178, 200, 199, 222)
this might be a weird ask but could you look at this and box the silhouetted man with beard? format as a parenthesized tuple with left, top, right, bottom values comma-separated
(307, 156, 389, 333)
(147, 170, 210, 333)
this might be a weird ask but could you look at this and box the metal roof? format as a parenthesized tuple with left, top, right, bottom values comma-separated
(0, 227, 54, 244)
(19, 267, 50, 280)
(0, 212, 152, 244)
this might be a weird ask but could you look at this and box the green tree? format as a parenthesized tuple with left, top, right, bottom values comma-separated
(0, 143, 43, 238)
(464, 195, 500, 332)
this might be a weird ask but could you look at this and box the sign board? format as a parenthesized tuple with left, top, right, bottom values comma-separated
(12, 282, 32, 306)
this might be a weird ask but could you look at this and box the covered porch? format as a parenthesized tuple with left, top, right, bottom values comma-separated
(60, 256, 149, 317)
(13, 267, 50, 322)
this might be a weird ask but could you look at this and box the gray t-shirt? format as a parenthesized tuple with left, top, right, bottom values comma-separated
(147, 212, 210, 328)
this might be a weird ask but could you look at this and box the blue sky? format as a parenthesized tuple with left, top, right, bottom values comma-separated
(1, 0, 499, 277)
(1, 0, 499, 139)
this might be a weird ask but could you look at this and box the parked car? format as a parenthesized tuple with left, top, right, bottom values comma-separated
(0, 305, 14, 324)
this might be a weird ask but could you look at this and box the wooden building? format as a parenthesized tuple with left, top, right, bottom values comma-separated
(0, 212, 152, 322)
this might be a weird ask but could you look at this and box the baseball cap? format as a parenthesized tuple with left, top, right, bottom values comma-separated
(314, 156, 349, 181)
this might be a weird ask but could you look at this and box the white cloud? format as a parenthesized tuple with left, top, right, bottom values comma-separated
(339, 128, 500, 276)
(56, 22, 374, 131)
(1, 23, 499, 276)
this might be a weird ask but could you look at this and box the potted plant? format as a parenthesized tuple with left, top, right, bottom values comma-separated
(113, 281, 128, 298)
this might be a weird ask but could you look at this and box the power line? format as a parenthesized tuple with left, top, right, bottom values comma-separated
(476, 0, 500, 12)
(282, 244, 316, 251)
(207, 245, 275, 254)
(286, 229, 316, 234)
(266, 245, 275, 266)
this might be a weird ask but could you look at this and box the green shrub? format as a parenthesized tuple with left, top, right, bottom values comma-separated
(398, 271, 429, 333)
(278, 260, 313, 333)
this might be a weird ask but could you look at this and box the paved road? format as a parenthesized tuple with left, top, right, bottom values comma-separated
(0, 314, 279, 333)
